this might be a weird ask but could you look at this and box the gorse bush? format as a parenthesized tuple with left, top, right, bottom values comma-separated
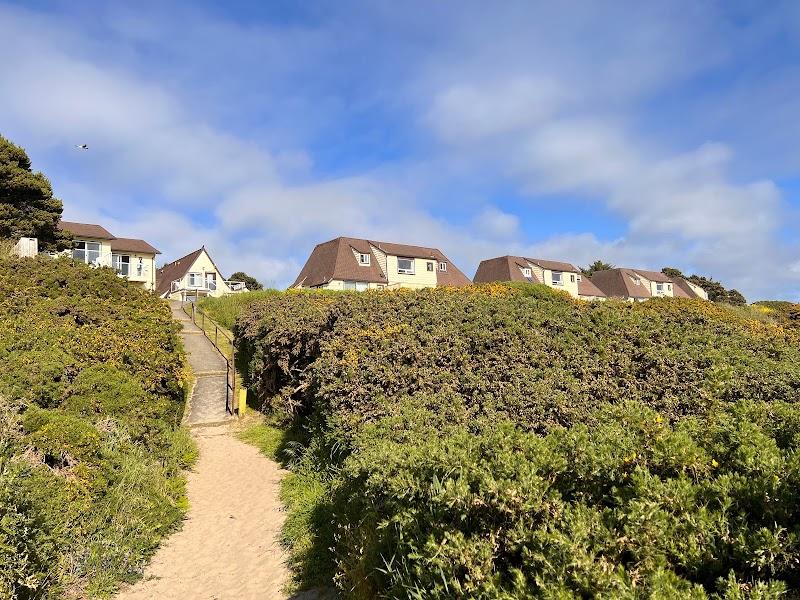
(0, 255, 193, 599)
(235, 284, 800, 598)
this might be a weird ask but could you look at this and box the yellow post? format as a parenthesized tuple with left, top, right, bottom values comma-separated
(238, 388, 247, 416)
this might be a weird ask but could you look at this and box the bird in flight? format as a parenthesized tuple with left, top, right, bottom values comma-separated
(75, 144, 88, 150)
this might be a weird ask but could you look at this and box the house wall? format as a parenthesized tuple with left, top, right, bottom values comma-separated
(370, 245, 388, 277)
(530, 263, 545, 283)
(541, 268, 580, 298)
(686, 281, 709, 300)
(122, 253, 157, 291)
(642, 278, 674, 298)
(318, 280, 385, 291)
(385, 255, 438, 288)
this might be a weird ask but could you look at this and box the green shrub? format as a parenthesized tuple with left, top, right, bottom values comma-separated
(0, 255, 193, 598)
(235, 284, 800, 597)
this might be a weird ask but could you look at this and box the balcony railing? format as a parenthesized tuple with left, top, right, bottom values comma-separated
(170, 279, 248, 294)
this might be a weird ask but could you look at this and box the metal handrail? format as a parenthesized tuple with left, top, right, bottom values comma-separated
(182, 302, 237, 415)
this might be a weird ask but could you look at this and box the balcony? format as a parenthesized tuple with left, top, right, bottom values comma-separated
(67, 250, 150, 279)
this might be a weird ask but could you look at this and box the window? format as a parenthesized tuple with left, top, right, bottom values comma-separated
(112, 254, 130, 276)
(73, 240, 101, 265)
(667, 283, 672, 291)
(439, 262, 447, 272)
(551, 271, 563, 286)
(136, 257, 144, 277)
(397, 258, 415, 275)
(522, 267, 532, 278)
(343, 281, 368, 291)
(343, 281, 356, 290)
(657, 283, 664, 293)
(632, 277, 642, 286)
(358, 253, 371, 266)
(427, 262, 434, 272)
(206, 273, 217, 291)
(188, 272, 202, 287)
(570, 274, 576, 283)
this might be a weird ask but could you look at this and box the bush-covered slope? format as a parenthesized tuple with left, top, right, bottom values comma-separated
(236, 285, 800, 598)
(0, 255, 194, 599)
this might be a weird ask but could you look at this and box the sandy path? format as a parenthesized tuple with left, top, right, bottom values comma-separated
(116, 426, 291, 600)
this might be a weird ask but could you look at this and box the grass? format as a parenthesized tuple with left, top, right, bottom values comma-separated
(198, 290, 281, 330)
(236, 418, 337, 594)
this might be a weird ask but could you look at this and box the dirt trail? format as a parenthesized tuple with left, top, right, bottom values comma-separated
(116, 302, 293, 599)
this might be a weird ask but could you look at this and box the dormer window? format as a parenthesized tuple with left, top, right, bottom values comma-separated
(522, 267, 532, 278)
(358, 253, 371, 266)
(439, 262, 447, 272)
(552, 271, 563, 286)
(632, 277, 641, 286)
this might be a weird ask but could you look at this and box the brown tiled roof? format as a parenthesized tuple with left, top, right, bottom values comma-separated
(631, 269, 673, 283)
(156, 248, 204, 296)
(473, 256, 540, 284)
(292, 238, 387, 288)
(110, 237, 160, 255)
(58, 221, 114, 240)
(525, 258, 580, 273)
(590, 269, 652, 299)
(577, 276, 606, 298)
(671, 277, 701, 299)
(292, 237, 471, 288)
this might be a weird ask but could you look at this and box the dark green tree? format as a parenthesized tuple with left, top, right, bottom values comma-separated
(661, 267, 684, 279)
(580, 260, 614, 277)
(686, 274, 747, 306)
(228, 271, 263, 291)
(0, 135, 70, 250)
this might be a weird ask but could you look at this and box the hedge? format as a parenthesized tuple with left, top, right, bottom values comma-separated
(0, 255, 194, 599)
(234, 284, 800, 598)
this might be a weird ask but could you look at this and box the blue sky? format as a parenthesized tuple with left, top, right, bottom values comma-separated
(1, 1, 799, 299)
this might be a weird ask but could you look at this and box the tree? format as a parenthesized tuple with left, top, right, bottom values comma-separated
(685, 274, 747, 306)
(0, 135, 70, 250)
(661, 267, 684, 279)
(228, 271, 263, 291)
(581, 260, 614, 277)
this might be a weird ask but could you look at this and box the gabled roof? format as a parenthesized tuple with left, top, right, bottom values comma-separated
(577, 276, 606, 298)
(630, 269, 673, 283)
(58, 221, 115, 240)
(525, 258, 580, 273)
(156, 248, 205, 296)
(292, 236, 472, 288)
(473, 256, 541, 284)
(110, 237, 161, 255)
(590, 268, 652, 299)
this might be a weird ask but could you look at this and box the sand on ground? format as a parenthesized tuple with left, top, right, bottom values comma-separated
(116, 425, 291, 600)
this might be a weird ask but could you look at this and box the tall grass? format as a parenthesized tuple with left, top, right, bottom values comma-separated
(198, 289, 281, 330)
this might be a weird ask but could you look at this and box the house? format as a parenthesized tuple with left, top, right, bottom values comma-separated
(57, 221, 160, 291)
(292, 237, 471, 290)
(589, 268, 709, 302)
(473, 255, 604, 300)
(156, 247, 247, 301)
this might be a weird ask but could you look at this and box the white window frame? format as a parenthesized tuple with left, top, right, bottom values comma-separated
(73, 240, 101, 265)
(187, 272, 202, 288)
(551, 271, 563, 286)
(426, 262, 434, 272)
(358, 253, 371, 266)
(439, 262, 447, 272)
(343, 281, 356, 291)
(522, 267, 532, 278)
(570, 274, 576, 283)
(397, 258, 415, 275)
(112, 253, 130, 276)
